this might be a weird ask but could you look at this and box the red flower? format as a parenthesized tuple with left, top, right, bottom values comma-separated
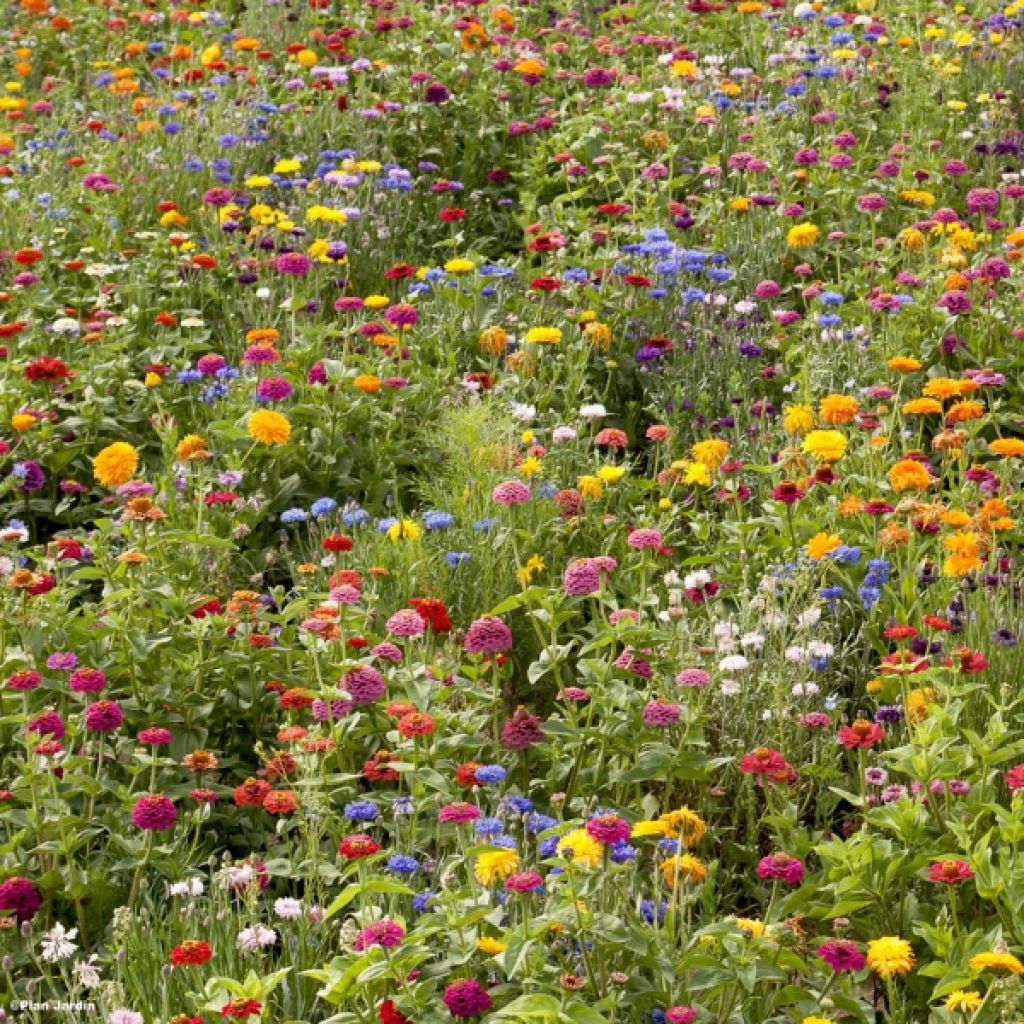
(233, 777, 271, 808)
(339, 833, 381, 859)
(1005, 764, 1024, 791)
(739, 746, 795, 784)
(380, 1000, 413, 1024)
(397, 712, 435, 738)
(24, 357, 73, 383)
(922, 615, 951, 632)
(263, 790, 297, 815)
(838, 720, 885, 750)
(455, 761, 484, 787)
(928, 859, 973, 885)
(170, 940, 213, 966)
(323, 534, 353, 552)
(363, 751, 400, 784)
(409, 597, 451, 633)
(883, 625, 917, 641)
(221, 998, 261, 1020)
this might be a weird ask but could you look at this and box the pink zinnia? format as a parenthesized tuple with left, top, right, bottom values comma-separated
(84, 699, 123, 733)
(562, 558, 601, 597)
(817, 939, 866, 972)
(643, 700, 680, 727)
(464, 616, 513, 655)
(504, 870, 544, 892)
(928, 859, 973, 885)
(443, 979, 492, 1018)
(386, 609, 426, 638)
(342, 665, 386, 705)
(666, 1009, 697, 1024)
(274, 252, 310, 276)
(0, 876, 41, 922)
(438, 802, 481, 824)
(491, 480, 531, 505)
(676, 668, 710, 688)
(69, 667, 106, 693)
(756, 852, 804, 885)
(131, 794, 177, 831)
(1005, 764, 1024, 791)
(138, 727, 173, 746)
(586, 814, 631, 846)
(501, 707, 545, 750)
(6, 669, 41, 691)
(353, 919, 405, 951)
(627, 528, 663, 550)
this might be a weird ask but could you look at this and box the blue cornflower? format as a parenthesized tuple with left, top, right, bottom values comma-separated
(424, 511, 455, 530)
(310, 497, 337, 518)
(280, 508, 307, 525)
(412, 891, 437, 913)
(474, 817, 504, 837)
(527, 813, 558, 834)
(475, 765, 507, 785)
(445, 552, 471, 567)
(387, 855, 419, 875)
(343, 801, 378, 822)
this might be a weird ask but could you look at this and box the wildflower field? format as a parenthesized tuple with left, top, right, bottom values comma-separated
(1, 0, 1023, 1021)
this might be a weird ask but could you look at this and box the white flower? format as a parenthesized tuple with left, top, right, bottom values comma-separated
(711, 618, 735, 638)
(718, 654, 749, 674)
(808, 640, 834, 658)
(761, 709, 773, 720)
(785, 645, 807, 664)
(685, 570, 712, 590)
(74, 956, 102, 989)
(552, 426, 577, 443)
(662, 570, 681, 587)
(41, 923, 78, 963)
(720, 680, 742, 696)
(792, 682, 820, 697)
(798, 607, 822, 629)
(169, 878, 204, 897)
(51, 317, 81, 336)
(740, 632, 765, 650)
(579, 403, 607, 420)
(274, 898, 304, 921)
(510, 402, 536, 422)
(238, 925, 278, 952)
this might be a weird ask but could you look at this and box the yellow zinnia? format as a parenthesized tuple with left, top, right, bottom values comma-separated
(557, 829, 603, 869)
(660, 854, 707, 888)
(786, 222, 820, 248)
(93, 442, 140, 488)
(474, 848, 520, 885)
(782, 403, 815, 435)
(802, 430, 847, 463)
(866, 936, 915, 978)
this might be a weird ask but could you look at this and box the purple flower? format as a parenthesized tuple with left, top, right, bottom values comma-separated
(643, 700, 681, 727)
(131, 794, 177, 831)
(274, 252, 310, 276)
(817, 939, 866, 972)
(0, 877, 41, 922)
(342, 665, 387, 705)
(464, 616, 513, 655)
(443, 979, 492, 1018)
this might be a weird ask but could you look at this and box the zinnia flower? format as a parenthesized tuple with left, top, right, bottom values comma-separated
(866, 936, 915, 978)
(93, 442, 139, 488)
(247, 409, 291, 445)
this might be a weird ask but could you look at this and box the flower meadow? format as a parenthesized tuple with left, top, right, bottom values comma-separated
(0, 1, 1023, 1023)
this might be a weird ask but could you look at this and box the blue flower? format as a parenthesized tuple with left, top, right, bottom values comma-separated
(310, 497, 337, 518)
(527, 813, 558, 834)
(342, 506, 370, 527)
(446, 552, 471, 567)
(280, 508, 307, 525)
(502, 796, 533, 815)
(424, 510, 455, 530)
(378, 516, 398, 534)
(412, 891, 437, 913)
(610, 843, 637, 864)
(538, 836, 560, 857)
(343, 801, 378, 822)
(387, 854, 419, 874)
(475, 765, 507, 785)
(474, 817, 504, 837)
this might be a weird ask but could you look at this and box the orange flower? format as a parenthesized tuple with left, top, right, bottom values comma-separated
(888, 459, 932, 493)
(818, 394, 859, 425)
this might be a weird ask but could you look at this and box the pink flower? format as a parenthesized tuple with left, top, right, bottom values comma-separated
(756, 852, 804, 885)
(666, 1008, 697, 1024)
(817, 939, 865, 972)
(491, 480, 531, 505)
(586, 814, 631, 846)
(353, 919, 405, 951)
(928, 859, 973, 885)
(131, 794, 177, 831)
(464, 616, 513, 655)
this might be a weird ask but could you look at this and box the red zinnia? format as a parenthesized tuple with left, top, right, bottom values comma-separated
(323, 534, 353, 552)
(838, 720, 885, 750)
(221, 999, 261, 1020)
(170, 940, 213, 966)
(928, 859, 973, 885)
(233, 777, 271, 808)
(339, 833, 380, 859)
(380, 1000, 413, 1024)
(409, 597, 451, 633)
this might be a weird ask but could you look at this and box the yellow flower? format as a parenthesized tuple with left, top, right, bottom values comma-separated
(144, 372, 162, 388)
(888, 355, 921, 372)
(386, 519, 421, 542)
(596, 465, 625, 484)
(273, 158, 302, 174)
(478, 325, 508, 356)
(175, 435, 210, 461)
(819, 394, 859, 425)
(671, 59, 698, 78)
(902, 398, 943, 416)
(805, 532, 842, 561)
(444, 258, 476, 275)
(583, 321, 611, 350)
(631, 820, 669, 839)
(518, 456, 542, 478)
(786, 222, 820, 248)
(783, 403, 815, 435)
(888, 459, 932, 492)
(578, 475, 603, 499)
(525, 326, 562, 345)
(660, 854, 707, 888)
(247, 410, 291, 446)
(736, 918, 766, 938)
(10, 413, 35, 432)
(866, 936, 915, 978)
(93, 442, 140, 488)
(989, 438, 1024, 458)
(802, 430, 847, 463)
(354, 375, 382, 394)
(477, 937, 507, 956)
(969, 951, 1024, 975)
(942, 531, 982, 577)
(943, 991, 983, 1013)
(691, 439, 730, 470)
(659, 806, 706, 846)
(475, 848, 520, 885)
(364, 294, 390, 310)
(680, 460, 711, 487)
(557, 829, 603, 869)
(516, 554, 545, 585)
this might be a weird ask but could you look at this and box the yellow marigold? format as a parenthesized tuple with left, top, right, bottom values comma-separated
(479, 325, 508, 356)
(525, 326, 562, 345)
(786, 222, 820, 249)
(902, 398, 944, 416)
(802, 430, 847, 463)
(578, 475, 603, 499)
(386, 519, 421, 542)
(888, 459, 932, 492)
(691, 439, 730, 469)
(477, 936, 507, 955)
(660, 854, 707, 888)
(247, 410, 291, 446)
(475, 848, 520, 885)
(819, 394, 859, 425)
(353, 375, 382, 394)
(782, 403, 815, 435)
(988, 437, 1024, 458)
(246, 327, 279, 345)
(92, 442, 140, 488)
(968, 951, 1024, 975)
(866, 937, 915, 978)
(557, 829, 603, 869)
(942, 531, 982, 577)
(175, 434, 210, 461)
(887, 356, 921, 372)
(943, 991, 983, 1013)
(671, 59, 698, 78)
(805, 532, 842, 561)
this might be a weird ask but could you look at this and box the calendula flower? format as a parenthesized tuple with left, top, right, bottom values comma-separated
(474, 848, 520, 885)
(802, 430, 847, 462)
(93, 442, 140, 487)
(969, 951, 1024, 975)
(805, 533, 842, 561)
(888, 459, 932, 492)
(660, 854, 707, 887)
(783, 404, 815, 435)
(557, 829, 603, 869)
(525, 326, 562, 345)
(786, 222, 820, 248)
(943, 991, 983, 1013)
